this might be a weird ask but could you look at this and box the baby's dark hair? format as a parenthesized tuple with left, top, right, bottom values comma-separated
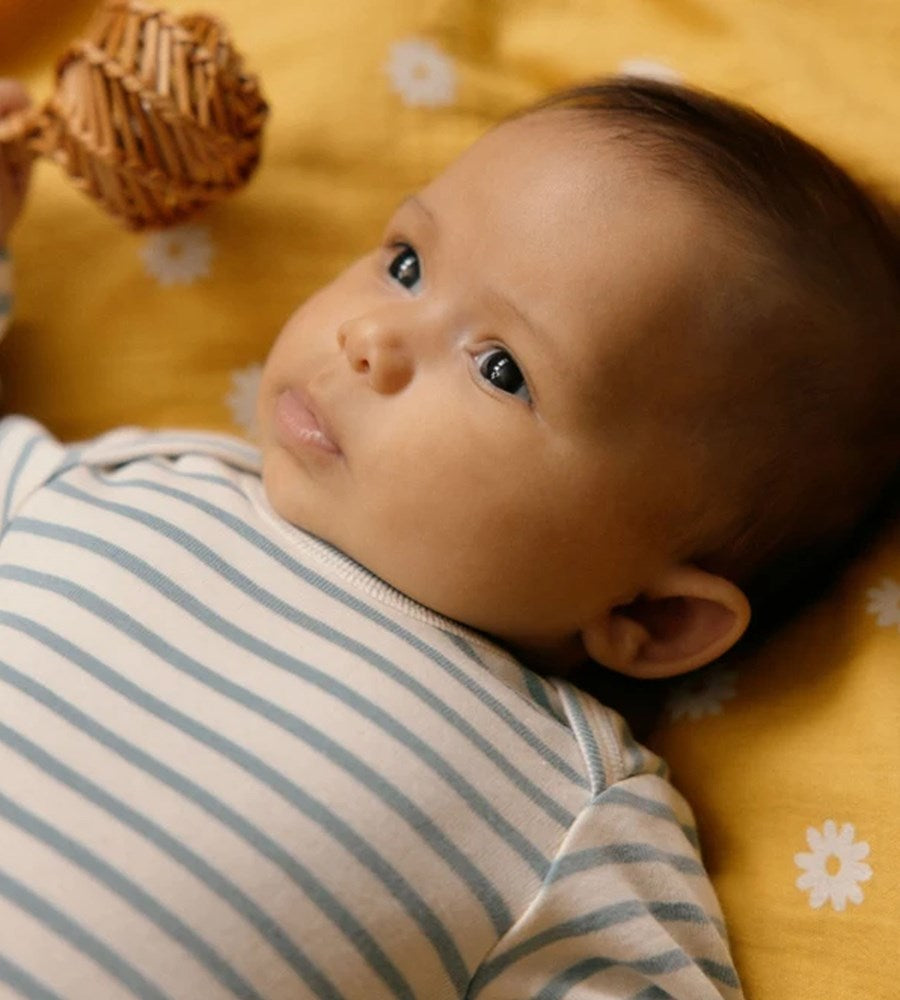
(527, 79, 900, 643)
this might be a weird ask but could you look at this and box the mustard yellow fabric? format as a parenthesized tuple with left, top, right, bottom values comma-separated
(653, 524, 900, 999)
(1, 1, 898, 997)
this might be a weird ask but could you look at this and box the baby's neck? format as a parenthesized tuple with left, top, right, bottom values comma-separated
(503, 632, 591, 676)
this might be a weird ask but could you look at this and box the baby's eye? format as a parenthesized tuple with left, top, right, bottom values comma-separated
(388, 244, 421, 290)
(475, 347, 531, 402)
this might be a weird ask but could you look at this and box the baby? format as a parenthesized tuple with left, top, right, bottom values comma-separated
(1, 76, 898, 1000)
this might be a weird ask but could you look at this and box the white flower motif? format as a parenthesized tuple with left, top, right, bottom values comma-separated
(617, 58, 683, 84)
(795, 821, 872, 911)
(385, 38, 457, 108)
(865, 577, 900, 630)
(140, 224, 214, 286)
(226, 362, 263, 437)
(666, 667, 738, 722)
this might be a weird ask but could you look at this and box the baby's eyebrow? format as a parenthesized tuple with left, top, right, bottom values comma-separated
(482, 281, 549, 358)
(397, 194, 436, 227)
(400, 194, 550, 357)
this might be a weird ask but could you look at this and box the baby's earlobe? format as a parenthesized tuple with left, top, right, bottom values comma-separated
(580, 567, 751, 679)
(580, 612, 646, 676)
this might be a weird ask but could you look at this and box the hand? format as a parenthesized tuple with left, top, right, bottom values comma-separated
(0, 79, 33, 245)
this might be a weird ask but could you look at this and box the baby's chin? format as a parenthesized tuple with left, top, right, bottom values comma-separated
(260, 481, 590, 668)
(258, 444, 587, 657)
(259, 452, 328, 535)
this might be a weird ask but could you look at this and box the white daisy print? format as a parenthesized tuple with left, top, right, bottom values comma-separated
(617, 58, 683, 84)
(666, 667, 738, 722)
(386, 38, 457, 108)
(795, 820, 872, 911)
(226, 362, 263, 437)
(865, 577, 900, 630)
(141, 224, 214, 286)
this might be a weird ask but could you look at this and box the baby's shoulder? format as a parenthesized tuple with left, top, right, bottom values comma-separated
(548, 678, 671, 794)
(1, 417, 261, 533)
(70, 425, 261, 475)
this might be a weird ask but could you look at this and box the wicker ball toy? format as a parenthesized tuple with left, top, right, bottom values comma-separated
(0, 0, 268, 230)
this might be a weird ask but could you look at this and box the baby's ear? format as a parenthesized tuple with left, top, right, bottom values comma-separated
(580, 565, 750, 679)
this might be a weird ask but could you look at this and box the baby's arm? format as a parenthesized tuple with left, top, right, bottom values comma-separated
(469, 772, 742, 999)
(0, 79, 33, 341)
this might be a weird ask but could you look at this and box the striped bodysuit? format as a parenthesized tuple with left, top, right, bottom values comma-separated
(0, 417, 741, 999)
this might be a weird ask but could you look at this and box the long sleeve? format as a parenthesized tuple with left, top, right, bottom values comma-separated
(466, 683, 743, 999)
(0, 416, 67, 537)
(468, 774, 741, 999)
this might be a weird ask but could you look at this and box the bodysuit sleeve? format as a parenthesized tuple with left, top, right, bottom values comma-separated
(0, 416, 67, 537)
(467, 684, 743, 1000)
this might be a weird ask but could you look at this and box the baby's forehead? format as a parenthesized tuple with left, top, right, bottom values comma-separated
(431, 110, 645, 200)
(412, 111, 752, 427)
(426, 111, 729, 286)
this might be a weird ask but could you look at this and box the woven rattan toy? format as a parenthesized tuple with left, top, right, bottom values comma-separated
(0, 0, 268, 230)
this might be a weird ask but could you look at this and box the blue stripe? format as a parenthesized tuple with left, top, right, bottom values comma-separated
(19, 485, 577, 838)
(618, 723, 667, 780)
(532, 952, 691, 1000)
(55, 445, 92, 474)
(0, 870, 175, 1000)
(0, 954, 66, 1000)
(0, 790, 270, 1000)
(698, 958, 741, 987)
(545, 951, 738, 997)
(443, 630, 563, 722)
(0, 606, 471, 994)
(546, 846, 726, 938)
(519, 669, 563, 720)
(147, 457, 248, 496)
(0, 666, 384, 999)
(71, 470, 587, 792)
(0, 641, 511, 940)
(559, 686, 606, 793)
(469, 900, 719, 995)
(3, 530, 552, 886)
(0, 292, 11, 313)
(546, 842, 705, 883)
(533, 947, 739, 999)
(600, 787, 699, 849)
(1, 429, 42, 532)
(620, 728, 648, 775)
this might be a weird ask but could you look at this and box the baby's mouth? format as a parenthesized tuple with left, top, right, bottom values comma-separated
(274, 387, 342, 456)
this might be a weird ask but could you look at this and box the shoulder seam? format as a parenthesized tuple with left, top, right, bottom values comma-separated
(551, 681, 627, 795)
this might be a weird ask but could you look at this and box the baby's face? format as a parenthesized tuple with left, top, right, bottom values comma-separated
(257, 112, 714, 653)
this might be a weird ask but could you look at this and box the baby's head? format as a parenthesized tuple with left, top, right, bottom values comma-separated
(256, 79, 900, 680)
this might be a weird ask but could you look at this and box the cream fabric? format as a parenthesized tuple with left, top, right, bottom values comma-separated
(0, 416, 740, 999)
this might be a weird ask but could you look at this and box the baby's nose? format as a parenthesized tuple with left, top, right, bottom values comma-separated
(337, 313, 414, 394)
